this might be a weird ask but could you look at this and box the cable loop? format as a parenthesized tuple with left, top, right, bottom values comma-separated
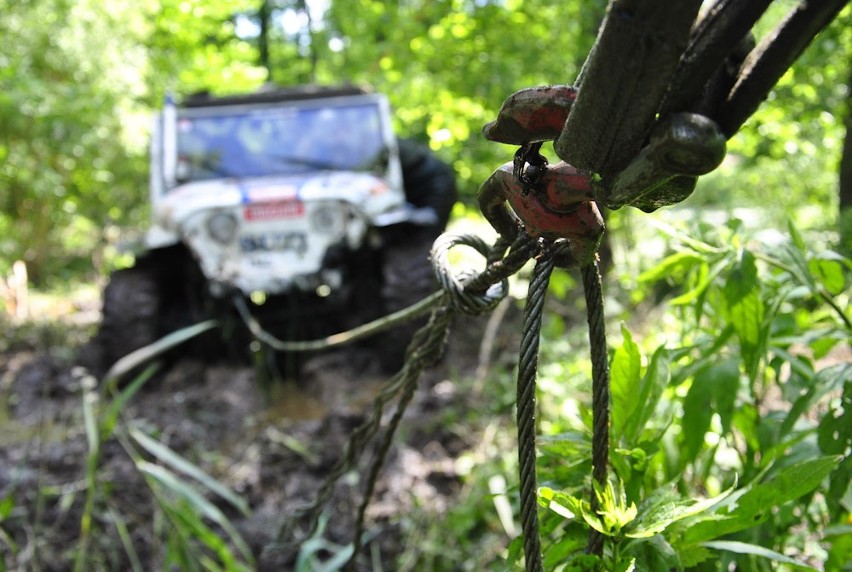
(431, 233, 510, 315)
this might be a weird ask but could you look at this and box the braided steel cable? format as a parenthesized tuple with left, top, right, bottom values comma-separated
(234, 291, 442, 352)
(468, 232, 540, 294)
(431, 232, 539, 309)
(345, 310, 453, 569)
(270, 231, 538, 560)
(271, 361, 412, 548)
(581, 259, 610, 557)
(278, 300, 453, 541)
(239, 232, 537, 354)
(516, 252, 556, 572)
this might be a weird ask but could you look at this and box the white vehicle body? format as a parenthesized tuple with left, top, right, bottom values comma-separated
(84, 86, 456, 375)
(145, 87, 409, 298)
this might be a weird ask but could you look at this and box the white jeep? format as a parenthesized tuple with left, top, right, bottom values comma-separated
(87, 85, 456, 374)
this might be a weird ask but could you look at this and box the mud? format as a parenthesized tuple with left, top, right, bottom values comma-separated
(0, 303, 521, 571)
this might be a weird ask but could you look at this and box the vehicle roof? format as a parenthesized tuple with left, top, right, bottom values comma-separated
(181, 84, 372, 108)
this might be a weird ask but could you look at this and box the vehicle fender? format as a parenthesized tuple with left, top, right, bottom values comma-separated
(144, 224, 182, 250)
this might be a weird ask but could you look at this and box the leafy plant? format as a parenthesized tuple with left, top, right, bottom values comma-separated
(0, 492, 16, 571)
(74, 321, 253, 571)
(530, 218, 850, 570)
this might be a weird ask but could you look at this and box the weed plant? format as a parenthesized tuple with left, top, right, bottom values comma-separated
(398, 216, 851, 571)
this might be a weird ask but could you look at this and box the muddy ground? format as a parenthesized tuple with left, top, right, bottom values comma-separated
(0, 299, 523, 571)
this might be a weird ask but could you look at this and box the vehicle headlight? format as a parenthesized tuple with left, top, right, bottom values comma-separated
(206, 212, 238, 244)
(310, 204, 344, 236)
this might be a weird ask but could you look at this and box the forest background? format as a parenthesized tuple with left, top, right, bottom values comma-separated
(0, 0, 850, 285)
(0, 1, 851, 570)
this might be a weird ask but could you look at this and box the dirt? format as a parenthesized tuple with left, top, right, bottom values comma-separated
(0, 301, 522, 571)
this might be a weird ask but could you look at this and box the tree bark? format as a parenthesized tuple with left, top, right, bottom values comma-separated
(258, 0, 272, 81)
(840, 69, 852, 256)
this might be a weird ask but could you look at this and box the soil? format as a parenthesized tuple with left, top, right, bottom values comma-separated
(0, 299, 522, 571)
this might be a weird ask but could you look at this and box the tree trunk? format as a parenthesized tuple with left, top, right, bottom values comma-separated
(258, 0, 272, 81)
(840, 69, 852, 256)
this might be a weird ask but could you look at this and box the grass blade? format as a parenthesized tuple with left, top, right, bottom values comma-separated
(103, 320, 218, 383)
(130, 428, 250, 516)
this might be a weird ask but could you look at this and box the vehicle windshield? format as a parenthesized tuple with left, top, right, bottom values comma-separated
(175, 101, 387, 184)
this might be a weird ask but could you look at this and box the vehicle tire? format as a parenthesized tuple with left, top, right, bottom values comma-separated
(98, 266, 162, 374)
(378, 229, 438, 372)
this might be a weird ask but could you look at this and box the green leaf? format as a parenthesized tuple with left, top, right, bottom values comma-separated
(701, 540, 817, 570)
(103, 320, 218, 384)
(624, 534, 680, 572)
(540, 488, 585, 522)
(139, 461, 254, 566)
(646, 219, 725, 255)
(712, 359, 740, 434)
(680, 362, 740, 466)
(637, 250, 702, 284)
(623, 346, 670, 446)
(0, 494, 14, 520)
(684, 455, 842, 544)
(543, 534, 585, 569)
(506, 535, 524, 567)
(101, 363, 159, 440)
(781, 363, 850, 438)
(626, 482, 735, 539)
(538, 431, 592, 459)
(82, 385, 99, 455)
(592, 479, 637, 536)
(808, 252, 849, 295)
(817, 381, 851, 456)
(162, 499, 236, 571)
(669, 257, 729, 306)
(611, 325, 641, 444)
(787, 219, 807, 253)
(826, 523, 852, 571)
(723, 250, 764, 380)
(678, 543, 713, 567)
(130, 428, 250, 517)
(106, 504, 144, 572)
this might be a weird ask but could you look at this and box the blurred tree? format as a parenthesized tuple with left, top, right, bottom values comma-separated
(841, 69, 852, 256)
(143, 0, 265, 102)
(694, 3, 851, 233)
(0, 0, 149, 283)
(0, 0, 847, 284)
(321, 0, 607, 198)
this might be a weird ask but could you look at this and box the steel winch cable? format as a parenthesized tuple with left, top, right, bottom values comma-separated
(262, 232, 540, 564)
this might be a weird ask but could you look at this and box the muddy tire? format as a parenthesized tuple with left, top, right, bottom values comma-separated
(98, 266, 161, 372)
(379, 229, 438, 372)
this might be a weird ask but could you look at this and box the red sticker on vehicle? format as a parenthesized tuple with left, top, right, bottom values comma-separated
(244, 200, 305, 220)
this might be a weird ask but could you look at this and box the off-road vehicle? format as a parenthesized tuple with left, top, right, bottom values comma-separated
(87, 85, 456, 374)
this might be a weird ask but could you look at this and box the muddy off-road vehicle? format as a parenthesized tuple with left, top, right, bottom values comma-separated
(87, 85, 456, 374)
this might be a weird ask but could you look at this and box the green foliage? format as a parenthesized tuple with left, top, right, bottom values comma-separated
(322, 0, 606, 201)
(0, 0, 612, 283)
(529, 219, 851, 570)
(2, 1, 849, 568)
(401, 217, 850, 570)
(0, 0, 847, 282)
(0, 491, 16, 571)
(74, 324, 253, 571)
(0, 0, 151, 283)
